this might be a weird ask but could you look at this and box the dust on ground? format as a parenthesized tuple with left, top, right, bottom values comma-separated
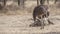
(0, 1, 60, 34)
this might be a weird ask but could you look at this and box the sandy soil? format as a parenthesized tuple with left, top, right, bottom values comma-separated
(0, 0, 60, 34)
(0, 14, 60, 34)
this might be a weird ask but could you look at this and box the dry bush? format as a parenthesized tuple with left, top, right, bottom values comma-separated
(0, 0, 60, 16)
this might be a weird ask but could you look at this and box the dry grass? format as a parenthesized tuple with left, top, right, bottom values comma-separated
(0, 1, 60, 34)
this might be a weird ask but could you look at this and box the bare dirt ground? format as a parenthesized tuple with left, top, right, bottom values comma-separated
(0, 14, 60, 34)
(0, 1, 60, 34)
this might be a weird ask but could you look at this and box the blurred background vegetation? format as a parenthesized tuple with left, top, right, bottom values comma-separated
(0, 0, 60, 15)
